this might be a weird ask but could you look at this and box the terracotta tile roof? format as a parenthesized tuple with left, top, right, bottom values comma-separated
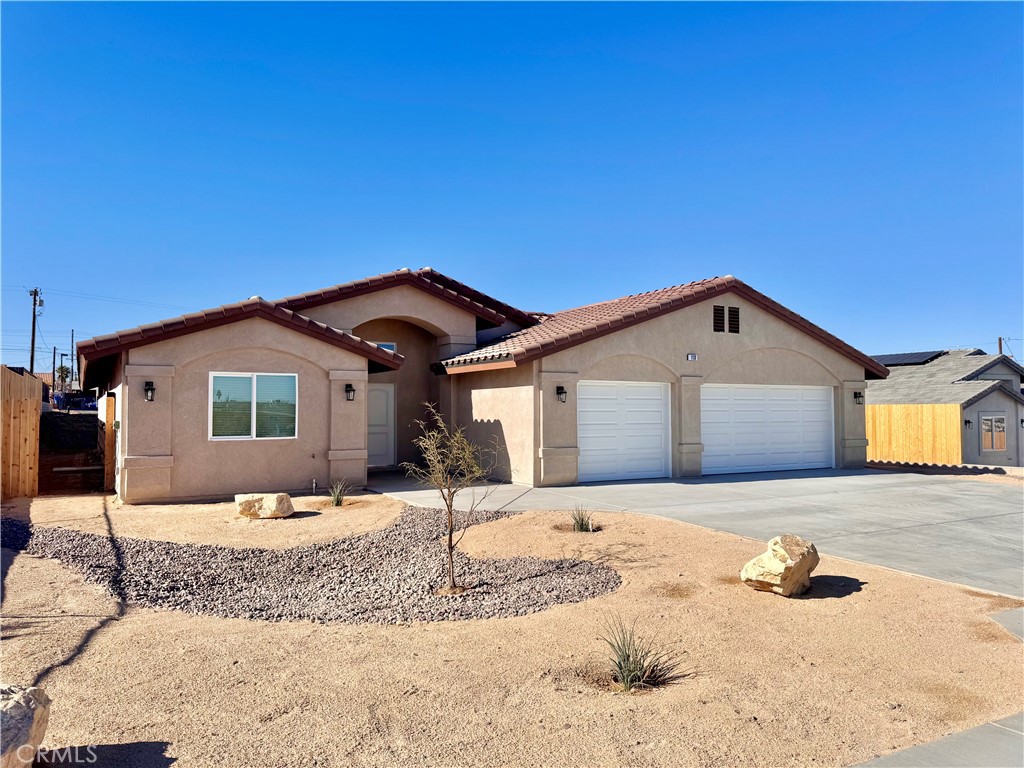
(442, 276, 889, 379)
(414, 268, 537, 328)
(77, 298, 404, 371)
(276, 267, 518, 327)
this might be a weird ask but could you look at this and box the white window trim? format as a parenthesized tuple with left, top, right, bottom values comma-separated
(208, 372, 299, 441)
(979, 412, 1006, 453)
(370, 341, 398, 353)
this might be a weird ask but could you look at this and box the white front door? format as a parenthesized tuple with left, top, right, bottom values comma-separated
(577, 380, 672, 482)
(700, 384, 834, 475)
(367, 383, 396, 467)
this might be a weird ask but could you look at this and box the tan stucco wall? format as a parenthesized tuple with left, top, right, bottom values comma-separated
(961, 390, 1023, 467)
(457, 293, 871, 485)
(455, 365, 536, 484)
(301, 285, 477, 356)
(120, 318, 369, 502)
(356, 318, 441, 467)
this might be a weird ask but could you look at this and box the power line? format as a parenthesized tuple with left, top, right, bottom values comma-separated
(2, 284, 197, 311)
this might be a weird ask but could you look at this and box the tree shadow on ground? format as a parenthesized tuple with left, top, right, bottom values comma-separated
(37, 741, 174, 767)
(29, 496, 126, 687)
(795, 575, 866, 599)
(1, 546, 16, 603)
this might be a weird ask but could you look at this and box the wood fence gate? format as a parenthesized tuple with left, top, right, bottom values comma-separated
(2, 365, 42, 499)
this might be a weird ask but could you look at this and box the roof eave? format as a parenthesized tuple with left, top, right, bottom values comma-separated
(277, 270, 509, 327)
(77, 302, 403, 373)
(442, 358, 518, 374)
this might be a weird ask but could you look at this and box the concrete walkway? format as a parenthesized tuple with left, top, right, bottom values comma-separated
(858, 711, 1023, 767)
(370, 468, 1024, 768)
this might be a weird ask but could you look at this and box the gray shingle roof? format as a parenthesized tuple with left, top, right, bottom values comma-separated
(865, 349, 1024, 406)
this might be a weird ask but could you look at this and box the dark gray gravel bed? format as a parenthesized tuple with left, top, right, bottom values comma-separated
(0, 507, 620, 624)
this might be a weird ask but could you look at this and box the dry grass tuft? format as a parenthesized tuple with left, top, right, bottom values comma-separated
(656, 581, 694, 599)
(601, 614, 686, 693)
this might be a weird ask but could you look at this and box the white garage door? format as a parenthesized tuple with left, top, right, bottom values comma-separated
(701, 384, 834, 475)
(578, 381, 671, 482)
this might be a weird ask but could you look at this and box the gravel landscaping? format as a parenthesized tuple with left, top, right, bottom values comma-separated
(0, 506, 620, 624)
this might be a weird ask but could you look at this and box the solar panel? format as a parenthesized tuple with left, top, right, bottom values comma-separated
(871, 351, 946, 367)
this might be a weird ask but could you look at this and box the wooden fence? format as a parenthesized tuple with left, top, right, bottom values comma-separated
(865, 403, 963, 465)
(2, 365, 43, 499)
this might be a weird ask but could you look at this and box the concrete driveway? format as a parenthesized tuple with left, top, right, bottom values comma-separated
(370, 469, 1024, 598)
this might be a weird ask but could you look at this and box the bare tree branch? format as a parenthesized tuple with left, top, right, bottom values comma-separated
(400, 403, 501, 591)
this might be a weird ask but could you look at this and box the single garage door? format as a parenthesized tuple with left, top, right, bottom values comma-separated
(701, 384, 834, 475)
(578, 381, 671, 482)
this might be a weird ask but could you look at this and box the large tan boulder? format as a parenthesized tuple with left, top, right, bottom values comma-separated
(235, 493, 295, 519)
(740, 534, 820, 597)
(1, 684, 51, 768)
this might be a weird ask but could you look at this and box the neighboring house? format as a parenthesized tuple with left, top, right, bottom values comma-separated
(78, 268, 887, 503)
(865, 349, 1024, 467)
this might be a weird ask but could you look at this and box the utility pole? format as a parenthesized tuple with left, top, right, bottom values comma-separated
(70, 330, 75, 389)
(51, 346, 56, 396)
(28, 288, 41, 374)
(998, 337, 1003, 355)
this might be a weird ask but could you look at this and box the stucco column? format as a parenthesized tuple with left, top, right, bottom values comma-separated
(537, 370, 580, 486)
(122, 364, 175, 502)
(677, 375, 703, 477)
(329, 369, 369, 486)
(437, 335, 477, 359)
(437, 373, 458, 428)
(838, 380, 868, 468)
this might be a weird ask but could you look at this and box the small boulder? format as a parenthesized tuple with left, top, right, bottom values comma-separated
(740, 534, 820, 597)
(1, 684, 51, 768)
(235, 493, 295, 519)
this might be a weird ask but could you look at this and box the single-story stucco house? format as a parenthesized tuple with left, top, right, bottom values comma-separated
(865, 349, 1024, 467)
(78, 268, 888, 503)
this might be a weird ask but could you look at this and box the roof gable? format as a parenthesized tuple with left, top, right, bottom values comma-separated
(275, 268, 528, 328)
(78, 298, 403, 383)
(442, 276, 887, 378)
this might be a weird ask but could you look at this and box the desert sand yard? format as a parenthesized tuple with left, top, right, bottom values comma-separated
(1, 493, 1022, 767)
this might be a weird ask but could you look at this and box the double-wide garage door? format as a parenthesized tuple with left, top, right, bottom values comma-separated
(577, 380, 835, 482)
(700, 384, 834, 474)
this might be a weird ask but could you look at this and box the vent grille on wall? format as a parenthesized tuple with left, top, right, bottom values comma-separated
(728, 306, 740, 334)
(713, 305, 725, 333)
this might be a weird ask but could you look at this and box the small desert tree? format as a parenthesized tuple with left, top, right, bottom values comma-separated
(401, 403, 494, 592)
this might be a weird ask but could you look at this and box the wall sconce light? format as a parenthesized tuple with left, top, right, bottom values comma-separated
(853, 391, 864, 405)
(143, 381, 156, 402)
(555, 385, 567, 403)
(1020, 418, 1024, 428)
(345, 383, 356, 402)
(964, 419, 973, 429)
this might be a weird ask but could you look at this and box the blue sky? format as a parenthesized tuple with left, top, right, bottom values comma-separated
(3, 2, 1022, 372)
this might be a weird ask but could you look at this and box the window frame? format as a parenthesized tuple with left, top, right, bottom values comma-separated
(979, 412, 1007, 453)
(208, 372, 299, 441)
(371, 341, 398, 353)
